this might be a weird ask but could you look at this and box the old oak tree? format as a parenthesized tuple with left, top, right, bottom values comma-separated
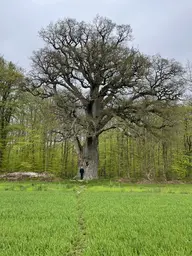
(30, 16, 185, 179)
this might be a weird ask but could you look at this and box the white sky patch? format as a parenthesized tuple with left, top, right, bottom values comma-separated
(31, 0, 64, 5)
(31, 0, 117, 5)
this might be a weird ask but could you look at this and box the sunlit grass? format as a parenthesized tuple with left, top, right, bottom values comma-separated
(0, 191, 77, 256)
(0, 181, 192, 255)
(0, 180, 192, 193)
(83, 192, 192, 256)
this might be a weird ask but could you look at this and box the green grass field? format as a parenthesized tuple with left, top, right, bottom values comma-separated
(0, 181, 192, 256)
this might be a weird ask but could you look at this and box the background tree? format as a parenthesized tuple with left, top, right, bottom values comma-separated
(0, 57, 24, 171)
(29, 16, 185, 179)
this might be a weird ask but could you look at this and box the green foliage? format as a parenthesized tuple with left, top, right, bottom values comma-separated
(0, 56, 191, 181)
(172, 153, 192, 179)
(0, 57, 24, 170)
(3, 104, 192, 180)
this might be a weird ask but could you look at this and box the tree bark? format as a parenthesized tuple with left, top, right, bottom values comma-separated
(77, 135, 99, 180)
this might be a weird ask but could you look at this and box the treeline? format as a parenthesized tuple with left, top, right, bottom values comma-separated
(99, 111, 192, 181)
(0, 56, 192, 181)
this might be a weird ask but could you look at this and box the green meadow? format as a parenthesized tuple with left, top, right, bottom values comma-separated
(0, 182, 192, 256)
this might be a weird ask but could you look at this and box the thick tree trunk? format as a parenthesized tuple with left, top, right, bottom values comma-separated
(77, 136, 99, 180)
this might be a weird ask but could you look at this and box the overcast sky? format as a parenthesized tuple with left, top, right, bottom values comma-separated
(0, 0, 191, 71)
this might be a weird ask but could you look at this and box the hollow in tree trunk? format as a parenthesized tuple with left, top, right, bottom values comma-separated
(77, 135, 99, 180)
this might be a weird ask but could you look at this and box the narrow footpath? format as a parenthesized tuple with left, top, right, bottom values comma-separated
(67, 185, 87, 256)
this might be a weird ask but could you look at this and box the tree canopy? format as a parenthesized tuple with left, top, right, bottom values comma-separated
(0, 57, 24, 169)
(28, 16, 186, 179)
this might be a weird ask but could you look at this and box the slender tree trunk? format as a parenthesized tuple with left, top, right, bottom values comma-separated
(101, 134, 107, 178)
(0, 130, 7, 171)
(162, 141, 168, 180)
(0, 148, 4, 171)
(126, 137, 130, 179)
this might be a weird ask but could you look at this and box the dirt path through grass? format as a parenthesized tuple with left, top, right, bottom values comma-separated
(68, 185, 87, 256)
